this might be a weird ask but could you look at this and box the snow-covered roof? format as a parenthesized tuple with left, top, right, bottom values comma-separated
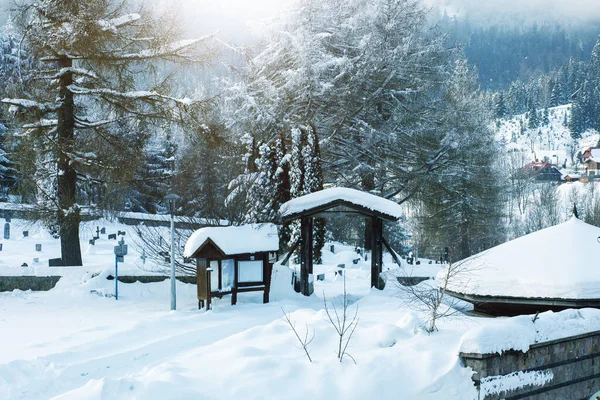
(183, 223, 279, 257)
(441, 218, 600, 299)
(280, 187, 403, 221)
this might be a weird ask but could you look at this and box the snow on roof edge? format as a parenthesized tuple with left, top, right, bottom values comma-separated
(280, 187, 403, 220)
(184, 223, 279, 258)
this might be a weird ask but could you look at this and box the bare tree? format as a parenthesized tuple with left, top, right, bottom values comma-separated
(281, 307, 314, 363)
(128, 218, 207, 276)
(323, 276, 359, 363)
(397, 248, 479, 333)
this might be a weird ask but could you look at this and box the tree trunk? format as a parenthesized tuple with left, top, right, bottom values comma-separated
(57, 55, 82, 266)
(362, 173, 375, 250)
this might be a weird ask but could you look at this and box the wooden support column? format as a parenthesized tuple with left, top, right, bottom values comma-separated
(370, 216, 383, 289)
(300, 216, 314, 296)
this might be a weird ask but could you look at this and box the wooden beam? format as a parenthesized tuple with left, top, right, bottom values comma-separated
(281, 238, 300, 266)
(381, 236, 402, 266)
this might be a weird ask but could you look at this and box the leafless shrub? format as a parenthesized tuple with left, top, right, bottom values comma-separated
(397, 248, 482, 333)
(281, 307, 314, 363)
(323, 276, 359, 364)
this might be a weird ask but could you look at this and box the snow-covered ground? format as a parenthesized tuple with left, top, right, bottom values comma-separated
(2, 218, 600, 399)
(0, 218, 185, 277)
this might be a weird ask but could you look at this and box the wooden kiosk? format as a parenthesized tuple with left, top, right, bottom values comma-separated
(183, 224, 279, 309)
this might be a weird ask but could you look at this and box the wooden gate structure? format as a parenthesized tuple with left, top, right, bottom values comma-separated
(279, 187, 404, 296)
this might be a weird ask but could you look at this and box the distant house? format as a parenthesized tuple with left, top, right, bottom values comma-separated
(581, 147, 600, 177)
(562, 173, 582, 183)
(519, 161, 562, 182)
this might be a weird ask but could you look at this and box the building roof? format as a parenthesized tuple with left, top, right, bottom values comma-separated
(582, 147, 600, 161)
(440, 218, 600, 300)
(279, 187, 404, 222)
(522, 161, 551, 173)
(183, 223, 279, 258)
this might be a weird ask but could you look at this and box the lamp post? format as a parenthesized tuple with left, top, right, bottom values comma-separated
(164, 193, 180, 310)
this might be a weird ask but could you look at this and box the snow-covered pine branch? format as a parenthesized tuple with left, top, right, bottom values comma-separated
(67, 84, 193, 106)
(1, 98, 61, 113)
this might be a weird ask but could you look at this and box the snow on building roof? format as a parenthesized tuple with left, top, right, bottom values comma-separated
(441, 218, 600, 299)
(280, 187, 403, 221)
(183, 223, 279, 258)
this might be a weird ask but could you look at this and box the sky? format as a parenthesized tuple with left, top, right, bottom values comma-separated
(171, 0, 600, 41)
(160, 0, 297, 42)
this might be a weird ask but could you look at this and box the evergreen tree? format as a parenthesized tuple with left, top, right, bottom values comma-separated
(549, 81, 561, 107)
(494, 91, 507, 118)
(3, 1, 211, 265)
(542, 107, 550, 126)
(128, 135, 176, 214)
(527, 97, 539, 129)
(304, 125, 325, 263)
(0, 122, 15, 199)
(417, 61, 504, 260)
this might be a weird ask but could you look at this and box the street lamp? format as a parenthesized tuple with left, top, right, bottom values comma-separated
(164, 193, 180, 310)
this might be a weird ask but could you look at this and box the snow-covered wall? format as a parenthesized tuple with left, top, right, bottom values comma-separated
(460, 312, 600, 399)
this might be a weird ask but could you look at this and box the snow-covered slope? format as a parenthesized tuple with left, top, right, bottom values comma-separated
(495, 104, 599, 167)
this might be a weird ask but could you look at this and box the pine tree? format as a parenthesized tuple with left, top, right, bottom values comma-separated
(527, 97, 540, 129)
(494, 91, 507, 118)
(128, 135, 176, 214)
(549, 81, 561, 107)
(542, 107, 550, 126)
(3, 1, 211, 265)
(304, 125, 325, 263)
(0, 122, 15, 199)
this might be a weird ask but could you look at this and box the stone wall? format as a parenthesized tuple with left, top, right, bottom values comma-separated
(460, 330, 600, 399)
(0, 275, 196, 292)
(0, 276, 62, 292)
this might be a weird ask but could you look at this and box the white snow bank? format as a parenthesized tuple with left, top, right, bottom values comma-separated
(441, 217, 600, 299)
(460, 308, 600, 355)
(183, 223, 279, 257)
(280, 187, 403, 220)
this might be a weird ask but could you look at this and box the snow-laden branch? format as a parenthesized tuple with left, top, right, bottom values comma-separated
(97, 13, 141, 32)
(53, 67, 99, 80)
(110, 34, 215, 61)
(74, 116, 119, 129)
(1, 98, 62, 113)
(68, 84, 194, 106)
(23, 119, 58, 129)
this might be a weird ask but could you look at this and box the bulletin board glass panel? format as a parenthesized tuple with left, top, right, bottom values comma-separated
(210, 260, 219, 291)
(221, 259, 234, 289)
(238, 260, 263, 283)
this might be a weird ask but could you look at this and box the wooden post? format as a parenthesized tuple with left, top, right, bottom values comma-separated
(371, 216, 383, 289)
(263, 253, 271, 304)
(232, 258, 238, 305)
(196, 258, 207, 309)
(206, 268, 212, 311)
(300, 216, 314, 296)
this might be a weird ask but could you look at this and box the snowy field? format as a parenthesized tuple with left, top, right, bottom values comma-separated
(2, 219, 600, 399)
